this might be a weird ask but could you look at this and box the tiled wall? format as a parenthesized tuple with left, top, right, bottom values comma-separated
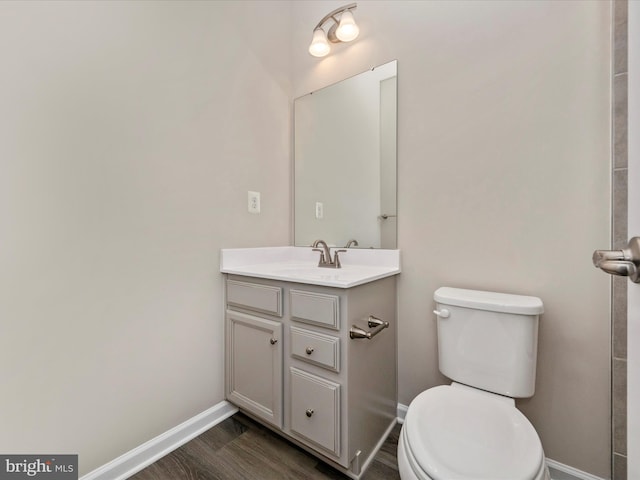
(613, 1, 628, 479)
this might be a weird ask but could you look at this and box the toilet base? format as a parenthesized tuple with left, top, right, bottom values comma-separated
(397, 425, 423, 480)
(397, 423, 550, 480)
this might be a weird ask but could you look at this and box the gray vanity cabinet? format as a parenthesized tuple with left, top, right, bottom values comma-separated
(224, 274, 397, 479)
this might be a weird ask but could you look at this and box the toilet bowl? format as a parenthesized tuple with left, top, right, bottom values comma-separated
(398, 287, 548, 480)
(397, 384, 549, 480)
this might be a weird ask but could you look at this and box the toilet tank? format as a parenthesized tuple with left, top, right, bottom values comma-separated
(434, 287, 544, 398)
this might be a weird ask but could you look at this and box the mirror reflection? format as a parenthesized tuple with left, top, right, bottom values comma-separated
(294, 60, 397, 249)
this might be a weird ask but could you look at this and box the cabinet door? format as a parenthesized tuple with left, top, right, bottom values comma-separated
(226, 310, 282, 428)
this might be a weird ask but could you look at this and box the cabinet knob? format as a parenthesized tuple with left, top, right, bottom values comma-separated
(270, 338, 278, 345)
(305, 346, 314, 355)
(305, 408, 314, 418)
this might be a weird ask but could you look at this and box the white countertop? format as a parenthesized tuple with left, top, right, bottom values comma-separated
(220, 246, 400, 288)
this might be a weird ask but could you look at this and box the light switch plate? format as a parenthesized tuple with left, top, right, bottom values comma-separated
(315, 202, 323, 219)
(248, 191, 261, 214)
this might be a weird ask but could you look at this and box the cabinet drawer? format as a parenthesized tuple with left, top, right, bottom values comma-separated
(290, 367, 340, 456)
(290, 327, 340, 372)
(290, 290, 339, 329)
(227, 279, 283, 317)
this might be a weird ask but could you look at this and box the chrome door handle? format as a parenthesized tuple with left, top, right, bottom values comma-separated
(599, 260, 637, 277)
(593, 237, 640, 283)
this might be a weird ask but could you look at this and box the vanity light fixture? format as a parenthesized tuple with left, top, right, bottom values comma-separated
(308, 3, 360, 58)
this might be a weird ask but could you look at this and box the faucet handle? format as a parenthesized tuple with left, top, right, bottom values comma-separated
(312, 248, 326, 265)
(333, 249, 347, 268)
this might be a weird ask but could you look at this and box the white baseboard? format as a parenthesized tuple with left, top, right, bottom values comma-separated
(396, 403, 604, 480)
(546, 459, 607, 480)
(81, 400, 238, 480)
(396, 402, 408, 424)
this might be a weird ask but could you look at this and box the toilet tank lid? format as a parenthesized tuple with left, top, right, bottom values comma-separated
(434, 287, 544, 315)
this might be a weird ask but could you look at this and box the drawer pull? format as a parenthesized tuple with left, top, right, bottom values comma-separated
(349, 315, 389, 340)
(305, 408, 314, 418)
(305, 346, 315, 355)
(270, 338, 278, 345)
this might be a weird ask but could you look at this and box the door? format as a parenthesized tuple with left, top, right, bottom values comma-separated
(226, 310, 283, 428)
(628, 2, 639, 476)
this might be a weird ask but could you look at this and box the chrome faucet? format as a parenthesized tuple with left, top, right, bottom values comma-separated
(345, 239, 359, 248)
(312, 239, 347, 268)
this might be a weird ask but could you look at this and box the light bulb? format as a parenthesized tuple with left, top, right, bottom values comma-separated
(335, 10, 359, 42)
(308, 28, 330, 57)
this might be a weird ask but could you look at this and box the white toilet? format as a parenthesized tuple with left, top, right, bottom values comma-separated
(397, 287, 550, 480)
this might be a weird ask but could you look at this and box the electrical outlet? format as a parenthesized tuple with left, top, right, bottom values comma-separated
(315, 202, 323, 219)
(248, 191, 261, 214)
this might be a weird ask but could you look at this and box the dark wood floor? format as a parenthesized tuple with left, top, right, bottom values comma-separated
(130, 412, 401, 480)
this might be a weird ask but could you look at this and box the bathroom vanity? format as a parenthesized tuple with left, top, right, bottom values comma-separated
(221, 247, 400, 479)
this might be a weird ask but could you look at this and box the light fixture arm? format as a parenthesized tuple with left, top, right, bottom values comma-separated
(313, 3, 357, 43)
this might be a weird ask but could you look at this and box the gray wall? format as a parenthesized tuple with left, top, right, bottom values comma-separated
(0, 1, 614, 478)
(0, 1, 291, 475)
(291, 1, 611, 477)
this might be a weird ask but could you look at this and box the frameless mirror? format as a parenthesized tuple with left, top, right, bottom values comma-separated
(294, 60, 397, 249)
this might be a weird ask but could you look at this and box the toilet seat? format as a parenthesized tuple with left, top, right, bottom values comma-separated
(403, 384, 545, 480)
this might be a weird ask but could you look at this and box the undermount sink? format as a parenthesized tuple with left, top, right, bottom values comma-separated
(220, 247, 400, 288)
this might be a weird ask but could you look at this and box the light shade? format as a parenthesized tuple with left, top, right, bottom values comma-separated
(308, 28, 330, 57)
(335, 10, 359, 42)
